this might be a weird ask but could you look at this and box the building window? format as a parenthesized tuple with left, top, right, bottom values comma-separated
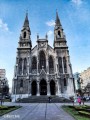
(23, 58, 27, 75)
(39, 51, 46, 69)
(58, 57, 63, 73)
(19, 58, 22, 75)
(49, 56, 54, 69)
(64, 78, 67, 86)
(20, 79, 23, 87)
(32, 57, 37, 69)
(63, 57, 67, 73)
(23, 31, 26, 38)
(58, 31, 61, 37)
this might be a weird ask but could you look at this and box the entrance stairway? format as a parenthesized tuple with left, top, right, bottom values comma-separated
(16, 96, 71, 103)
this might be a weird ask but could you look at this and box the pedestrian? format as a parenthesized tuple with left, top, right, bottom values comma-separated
(48, 96, 51, 103)
(82, 97, 85, 105)
(0, 99, 2, 106)
(77, 97, 81, 105)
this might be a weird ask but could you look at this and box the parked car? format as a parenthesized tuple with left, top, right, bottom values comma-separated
(83, 96, 90, 101)
(5, 95, 11, 99)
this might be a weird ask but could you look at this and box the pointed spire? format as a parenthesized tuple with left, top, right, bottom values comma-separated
(23, 10, 29, 27)
(55, 10, 61, 26)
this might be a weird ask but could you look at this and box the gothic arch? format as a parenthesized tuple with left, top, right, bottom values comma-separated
(20, 79, 23, 87)
(64, 78, 67, 86)
(49, 55, 54, 74)
(23, 58, 27, 75)
(63, 57, 67, 73)
(31, 80, 37, 95)
(32, 56, 37, 69)
(40, 79, 47, 95)
(19, 58, 22, 75)
(49, 55, 54, 69)
(23, 31, 26, 38)
(58, 57, 63, 73)
(39, 50, 46, 69)
(50, 80, 56, 95)
(58, 30, 61, 37)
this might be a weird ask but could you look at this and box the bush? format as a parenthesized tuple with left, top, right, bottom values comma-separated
(68, 105, 75, 108)
(7, 106, 15, 108)
(0, 106, 8, 110)
(79, 111, 90, 117)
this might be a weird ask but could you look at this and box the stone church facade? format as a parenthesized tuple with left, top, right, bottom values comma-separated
(12, 12, 74, 97)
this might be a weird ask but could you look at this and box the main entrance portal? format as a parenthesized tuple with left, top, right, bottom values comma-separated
(40, 80, 47, 95)
(31, 81, 37, 95)
(50, 80, 56, 95)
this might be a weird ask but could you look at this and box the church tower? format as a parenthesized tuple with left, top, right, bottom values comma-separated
(13, 12, 32, 94)
(54, 11, 67, 49)
(54, 11, 74, 96)
(12, 11, 75, 100)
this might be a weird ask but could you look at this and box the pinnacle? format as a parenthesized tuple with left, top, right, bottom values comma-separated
(55, 10, 62, 27)
(23, 11, 29, 27)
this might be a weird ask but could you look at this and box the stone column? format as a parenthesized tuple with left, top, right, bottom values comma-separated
(47, 81, 50, 96)
(28, 80, 31, 96)
(37, 50, 39, 74)
(27, 57, 30, 75)
(46, 55, 49, 74)
(37, 81, 40, 96)
(22, 59, 24, 75)
(56, 79, 61, 96)
(29, 53, 32, 74)
(55, 55, 58, 73)
(37, 59, 39, 74)
(62, 57, 64, 74)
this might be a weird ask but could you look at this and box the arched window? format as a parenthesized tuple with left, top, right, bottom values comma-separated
(64, 78, 67, 86)
(32, 57, 37, 69)
(58, 31, 61, 37)
(19, 58, 22, 75)
(49, 56, 54, 69)
(58, 57, 63, 73)
(23, 58, 27, 75)
(39, 51, 46, 69)
(63, 57, 67, 73)
(20, 79, 23, 87)
(23, 31, 26, 38)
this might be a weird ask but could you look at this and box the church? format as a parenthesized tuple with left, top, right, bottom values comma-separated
(12, 11, 75, 98)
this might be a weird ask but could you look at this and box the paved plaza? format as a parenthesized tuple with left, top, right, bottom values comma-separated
(0, 102, 76, 120)
(0, 102, 90, 120)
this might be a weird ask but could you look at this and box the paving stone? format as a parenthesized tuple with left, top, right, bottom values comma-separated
(1, 102, 90, 120)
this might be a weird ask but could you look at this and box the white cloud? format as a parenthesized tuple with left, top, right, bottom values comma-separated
(0, 19, 9, 31)
(46, 20, 55, 27)
(47, 30, 53, 36)
(71, 0, 83, 5)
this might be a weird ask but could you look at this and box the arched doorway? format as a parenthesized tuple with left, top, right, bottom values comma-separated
(31, 81, 37, 95)
(40, 79, 47, 95)
(50, 80, 55, 95)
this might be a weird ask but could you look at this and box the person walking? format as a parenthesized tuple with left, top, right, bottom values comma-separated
(77, 97, 81, 105)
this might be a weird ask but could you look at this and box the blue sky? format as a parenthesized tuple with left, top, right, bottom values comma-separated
(0, 0, 90, 89)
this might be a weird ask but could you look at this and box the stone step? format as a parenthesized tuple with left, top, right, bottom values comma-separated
(16, 96, 71, 103)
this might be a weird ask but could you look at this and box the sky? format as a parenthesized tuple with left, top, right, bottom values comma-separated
(0, 0, 90, 89)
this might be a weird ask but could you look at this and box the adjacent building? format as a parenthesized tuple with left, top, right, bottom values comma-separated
(12, 12, 75, 98)
(0, 69, 9, 96)
(80, 67, 90, 96)
(73, 72, 81, 91)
